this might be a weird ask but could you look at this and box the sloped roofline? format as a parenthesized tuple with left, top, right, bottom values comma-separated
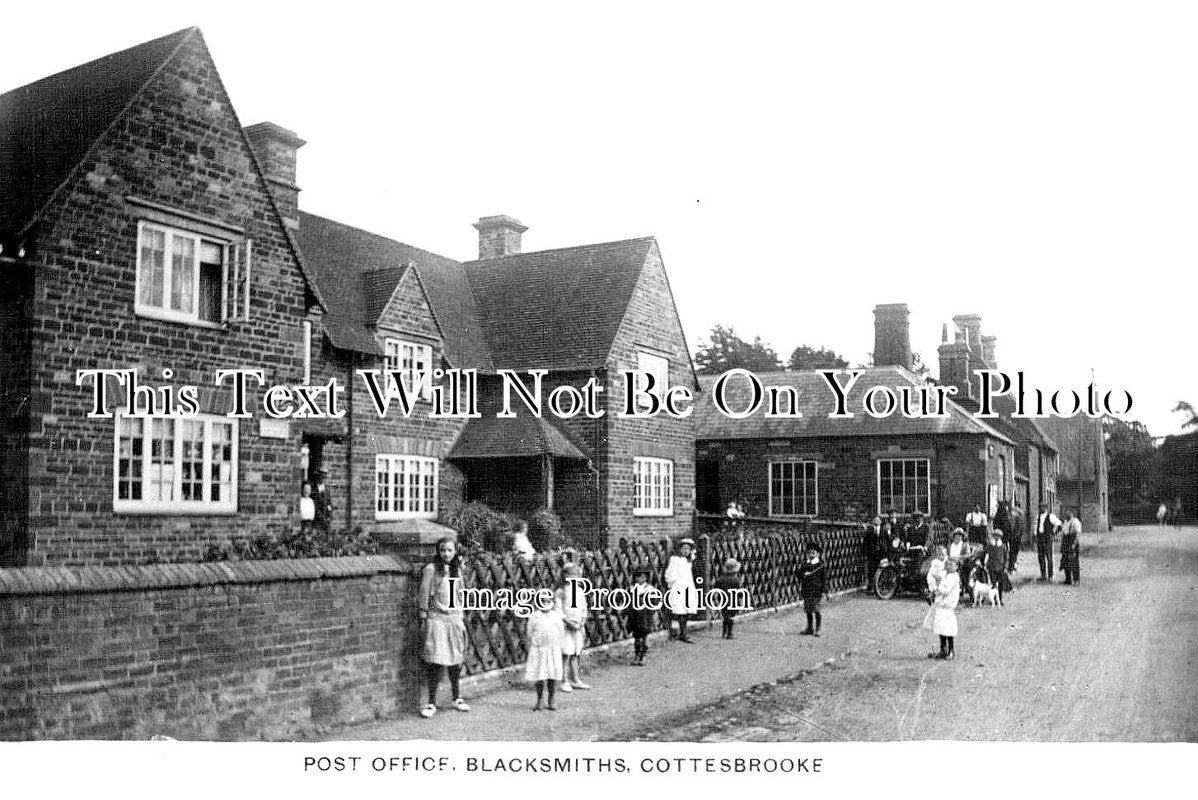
(8, 27, 195, 238)
(6, 26, 328, 312)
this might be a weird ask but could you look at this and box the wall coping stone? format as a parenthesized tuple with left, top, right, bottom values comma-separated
(0, 555, 410, 597)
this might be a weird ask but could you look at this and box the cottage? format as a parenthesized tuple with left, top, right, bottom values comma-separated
(694, 305, 1022, 526)
(0, 28, 698, 566)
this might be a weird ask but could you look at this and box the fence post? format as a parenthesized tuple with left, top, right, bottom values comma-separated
(699, 533, 712, 628)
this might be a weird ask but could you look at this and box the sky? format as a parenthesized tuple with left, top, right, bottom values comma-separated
(3, 1, 1196, 436)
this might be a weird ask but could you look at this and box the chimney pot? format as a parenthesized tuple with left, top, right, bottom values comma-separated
(473, 215, 528, 260)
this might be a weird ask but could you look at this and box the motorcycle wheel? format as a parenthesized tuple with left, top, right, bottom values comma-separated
(874, 566, 899, 600)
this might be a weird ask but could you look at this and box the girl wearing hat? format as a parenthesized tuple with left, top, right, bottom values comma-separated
(799, 542, 827, 636)
(418, 537, 470, 718)
(926, 558, 961, 660)
(555, 562, 591, 691)
(664, 538, 698, 643)
(712, 558, 744, 639)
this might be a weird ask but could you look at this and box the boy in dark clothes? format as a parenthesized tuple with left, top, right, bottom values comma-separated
(626, 565, 659, 665)
(799, 542, 828, 636)
(713, 558, 744, 639)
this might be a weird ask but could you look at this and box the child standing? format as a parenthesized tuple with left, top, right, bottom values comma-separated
(713, 558, 743, 639)
(524, 598, 564, 711)
(799, 543, 827, 636)
(626, 566, 659, 666)
(927, 558, 961, 660)
(555, 563, 591, 691)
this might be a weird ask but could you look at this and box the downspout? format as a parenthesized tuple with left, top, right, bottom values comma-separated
(345, 352, 356, 531)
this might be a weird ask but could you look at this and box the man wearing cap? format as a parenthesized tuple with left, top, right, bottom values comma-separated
(664, 538, 699, 643)
(866, 516, 884, 591)
(1034, 504, 1061, 581)
(313, 468, 334, 532)
(905, 512, 930, 550)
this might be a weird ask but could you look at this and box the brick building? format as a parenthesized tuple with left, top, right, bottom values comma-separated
(694, 305, 1020, 526)
(934, 311, 1063, 543)
(0, 28, 697, 566)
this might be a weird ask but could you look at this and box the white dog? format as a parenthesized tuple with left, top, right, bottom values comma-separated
(970, 574, 1001, 607)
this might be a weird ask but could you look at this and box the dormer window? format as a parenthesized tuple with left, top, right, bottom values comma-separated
(384, 338, 433, 400)
(136, 221, 248, 326)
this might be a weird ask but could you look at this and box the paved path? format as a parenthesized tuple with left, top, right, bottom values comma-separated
(321, 526, 1198, 742)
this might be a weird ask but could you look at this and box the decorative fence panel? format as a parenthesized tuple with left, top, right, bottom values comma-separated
(457, 517, 870, 676)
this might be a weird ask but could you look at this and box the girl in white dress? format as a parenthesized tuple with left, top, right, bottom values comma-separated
(927, 558, 961, 660)
(664, 538, 698, 642)
(555, 563, 590, 691)
(524, 598, 565, 711)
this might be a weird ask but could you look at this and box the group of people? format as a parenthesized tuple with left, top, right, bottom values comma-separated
(416, 532, 832, 716)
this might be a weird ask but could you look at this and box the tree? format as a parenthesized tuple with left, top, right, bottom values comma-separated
(693, 325, 782, 375)
(1174, 401, 1198, 429)
(1103, 415, 1162, 523)
(787, 345, 849, 371)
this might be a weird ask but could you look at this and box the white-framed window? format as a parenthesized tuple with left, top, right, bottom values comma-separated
(636, 351, 669, 409)
(136, 221, 240, 325)
(375, 455, 439, 519)
(877, 457, 930, 515)
(384, 338, 433, 400)
(633, 457, 674, 516)
(769, 460, 818, 517)
(113, 414, 237, 514)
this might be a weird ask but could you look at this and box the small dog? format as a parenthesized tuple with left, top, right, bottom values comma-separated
(969, 572, 1001, 607)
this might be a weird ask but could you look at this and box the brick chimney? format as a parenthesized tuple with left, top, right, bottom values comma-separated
(938, 322, 973, 401)
(244, 122, 306, 230)
(473, 215, 527, 260)
(981, 335, 998, 369)
(953, 314, 983, 358)
(873, 303, 912, 369)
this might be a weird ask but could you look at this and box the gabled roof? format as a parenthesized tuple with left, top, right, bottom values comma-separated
(952, 392, 1059, 455)
(447, 414, 589, 460)
(297, 213, 665, 374)
(296, 211, 466, 355)
(457, 238, 656, 371)
(0, 28, 194, 236)
(695, 366, 1015, 444)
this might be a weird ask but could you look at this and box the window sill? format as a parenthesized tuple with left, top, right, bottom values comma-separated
(135, 307, 228, 330)
(633, 509, 674, 517)
(375, 512, 439, 522)
(113, 503, 238, 515)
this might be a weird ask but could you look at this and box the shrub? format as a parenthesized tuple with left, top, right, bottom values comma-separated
(527, 507, 564, 552)
(204, 525, 378, 561)
(439, 501, 516, 552)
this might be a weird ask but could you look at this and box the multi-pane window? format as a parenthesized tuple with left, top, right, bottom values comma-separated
(769, 460, 818, 516)
(633, 457, 674, 516)
(636, 351, 669, 409)
(136, 222, 230, 324)
(376, 455, 438, 519)
(384, 338, 433, 400)
(114, 415, 237, 513)
(877, 458, 930, 515)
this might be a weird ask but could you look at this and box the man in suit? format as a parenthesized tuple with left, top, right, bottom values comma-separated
(1008, 500, 1026, 571)
(866, 516, 885, 590)
(1034, 504, 1061, 581)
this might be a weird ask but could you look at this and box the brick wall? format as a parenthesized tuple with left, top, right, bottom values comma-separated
(20, 33, 311, 565)
(604, 243, 696, 544)
(0, 556, 418, 740)
(697, 433, 1012, 526)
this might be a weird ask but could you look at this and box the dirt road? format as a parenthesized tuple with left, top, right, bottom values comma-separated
(631, 525, 1198, 742)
